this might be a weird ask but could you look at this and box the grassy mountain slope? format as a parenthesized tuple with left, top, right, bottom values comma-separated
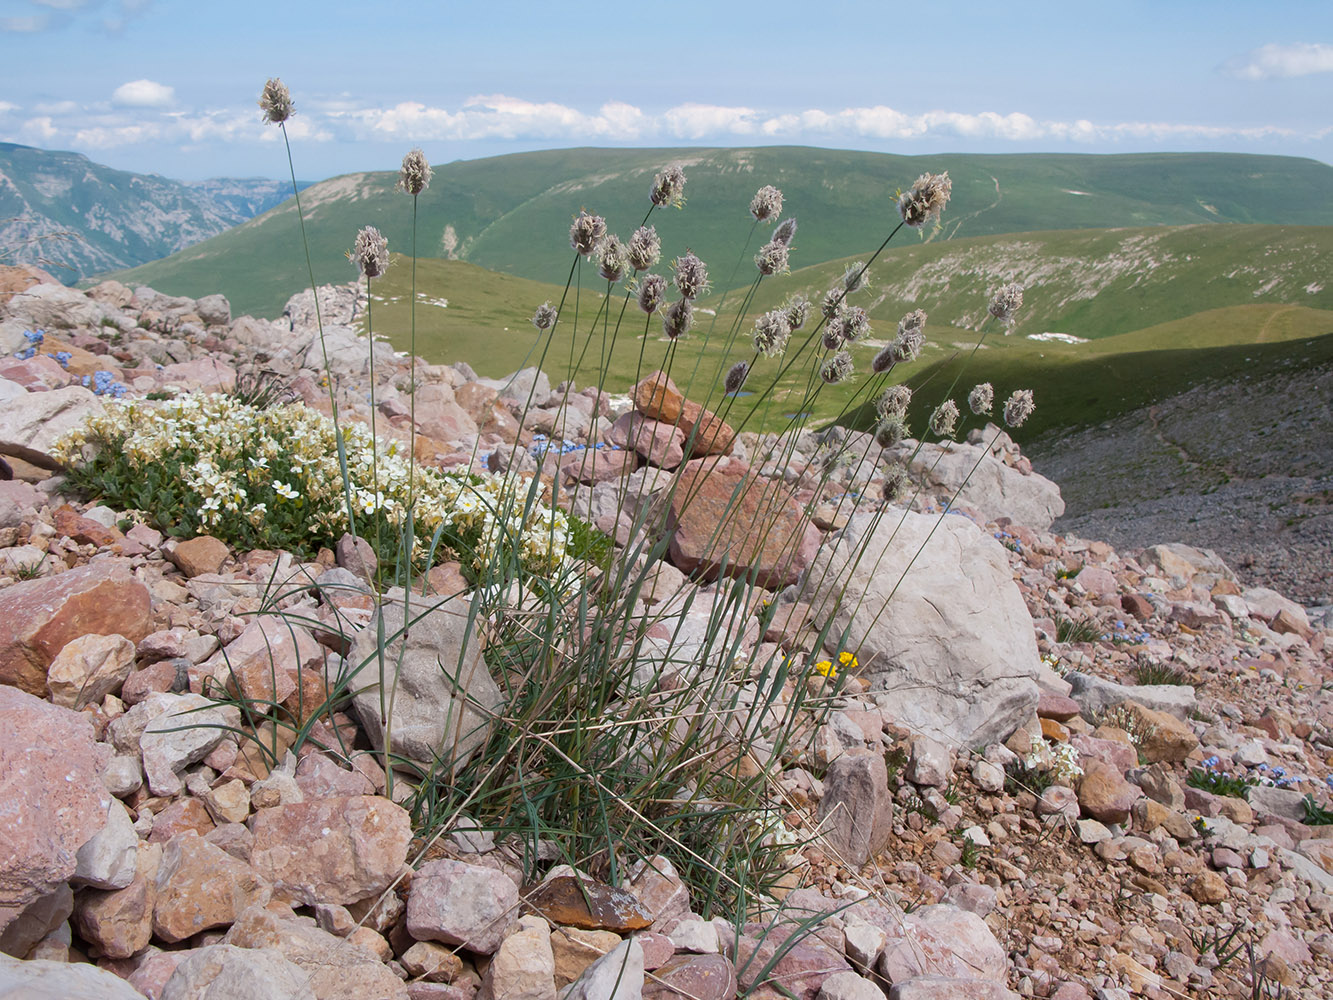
(359, 223, 1333, 437)
(103, 148, 1333, 318)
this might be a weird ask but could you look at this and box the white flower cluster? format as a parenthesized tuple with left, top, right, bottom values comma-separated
(54, 394, 571, 574)
(1026, 742, 1083, 785)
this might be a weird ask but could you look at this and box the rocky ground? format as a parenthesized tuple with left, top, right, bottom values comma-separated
(1029, 361, 1333, 608)
(0, 265, 1331, 1000)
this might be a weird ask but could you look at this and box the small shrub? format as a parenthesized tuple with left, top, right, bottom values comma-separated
(1301, 795, 1333, 825)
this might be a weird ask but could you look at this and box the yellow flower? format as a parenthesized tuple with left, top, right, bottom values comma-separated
(837, 650, 858, 669)
(813, 659, 837, 678)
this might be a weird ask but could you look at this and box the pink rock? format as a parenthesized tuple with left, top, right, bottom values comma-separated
(207, 615, 326, 706)
(643, 954, 737, 1000)
(170, 535, 230, 578)
(45, 632, 136, 710)
(249, 795, 412, 907)
(1036, 692, 1081, 722)
(668, 463, 821, 589)
(74, 843, 160, 959)
(0, 355, 72, 390)
(818, 751, 893, 866)
(736, 921, 852, 1000)
(606, 412, 685, 469)
(0, 560, 152, 696)
(406, 858, 520, 955)
(156, 359, 237, 392)
(0, 686, 112, 938)
(628, 856, 691, 931)
(877, 905, 1007, 984)
(294, 752, 376, 800)
(1074, 566, 1117, 598)
(561, 446, 639, 485)
(1070, 734, 1136, 774)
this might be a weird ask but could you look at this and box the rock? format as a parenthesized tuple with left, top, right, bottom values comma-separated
(1187, 871, 1228, 904)
(401, 940, 465, 981)
(524, 875, 652, 932)
(1077, 759, 1141, 825)
(0, 951, 145, 999)
(346, 591, 501, 774)
(249, 795, 411, 907)
(1036, 785, 1080, 819)
(1247, 784, 1308, 822)
(643, 954, 737, 1000)
(627, 856, 691, 930)
(224, 902, 409, 1000)
(668, 462, 821, 589)
(802, 510, 1039, 747)
(73, 842, 159, 959)
(564, 937, 644, 1000)
(45, 632, 136, 710)
(478, 914, 556, 1000)
(75, 797, 137, 890)
(0, 384, 104, 470)
(139, 693, 241, 797)
(888, 979, 1018, 999)
(736, 921, 852, 1000)
(1118, 701, 1198, 763)
(906, 735, 952, 788)
(1036, 692, 1081, 722)
(1064, 671, 1196, 721)
(170, 535, 230, 577)
(817, 751, 893, 866)
(206, 615, 326, 707)
(552, 927, 623, 988)
(158, 944, 315, 1000)
(5, 282, 105, 330)
(1243, 587, 1309, 629)
(407, 858, 520, 955)
(606, 412, 685, 468)
(0, 686, 113, 940)
(878, 905, 1007, 985)
(153, 832, 270, 943)
(903, 440, 1065, 529)
(195, 293, 231, 326)
(0, 560, 151, 696)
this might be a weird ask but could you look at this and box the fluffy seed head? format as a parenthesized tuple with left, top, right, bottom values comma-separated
(351, 226, 389, 278)
(258, 78, 293, 124)
(597, 235, 629, 283)
(783, 294, 810, 330)
(898, 171, 952, 227)
(724, 361, 751, 395)
(876, 384, 912, 419)
(750, 185, 784, 222)
(650, 164, 687, 208)
(570, 211, 607, 257)
(821, 322, 844, 351)
(673, 253, 710, 299)
(968, 382, 994, 415)
(754, 241, 790, 276)
(752, 310, 792, 357)
(1003, 388, 1035, 428)
(898, 309, 927, 338)
(881, 467, 909, 503)
(637, 274, 667, 314)
(627, 226, 661, 271)
(875, 416, 907, 449)
(929, 399, 960, 438)
(820, 350, 854, 385)
(841, 305, 870, 342)
(842, 262, 869, 294)
(821, 288, 843, 319)
(662, 298, 694, 339)
(890, 326, 925, 364)
(771, 217, 798, 246)
(398, 148, 431, 195)
(988, 282, 1025, 324)
(871, 344, 897, 374)
(532, 302, 558, 331)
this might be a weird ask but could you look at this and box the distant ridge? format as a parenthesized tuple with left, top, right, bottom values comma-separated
(0, 142, 303, 281)
(102, 147, 1333, 317)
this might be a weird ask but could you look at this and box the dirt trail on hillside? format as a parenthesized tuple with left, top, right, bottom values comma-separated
(1028, 360, 1333, 606)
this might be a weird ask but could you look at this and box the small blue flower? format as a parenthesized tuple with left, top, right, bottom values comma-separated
(15, 347, 35, 360)
(1203, 755, 1220, 768)
(22, 329, 44, 344)
(50, 351, 72, 367)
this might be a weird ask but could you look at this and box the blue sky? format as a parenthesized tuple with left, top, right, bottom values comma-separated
(2, 0, 1331, 180)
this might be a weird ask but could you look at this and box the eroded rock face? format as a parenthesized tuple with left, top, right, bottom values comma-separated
(0, 686, 113, 939)
(899, 440, 1065, 530)
(346, 591, 501, 775)
(798, 509, 1040, 747)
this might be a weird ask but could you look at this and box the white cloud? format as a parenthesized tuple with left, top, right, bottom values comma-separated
(0, 101, 18, 115)
(34, 100, 78, 115)
(340, 96, 648, 142)
(1224, 42, 1333, 80)
(20, 116, 58, 140)
(662, 104, 759, 139)
(112, 79, 174, 108)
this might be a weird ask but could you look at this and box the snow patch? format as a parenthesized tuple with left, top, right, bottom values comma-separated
(1027, 332, 1088, 345)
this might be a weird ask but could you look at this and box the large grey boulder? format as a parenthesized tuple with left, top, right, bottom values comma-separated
(302, 325, 395, 379)
(346, 592, 501, 775)
(0, 952, 145, 999)
(1064, 672, 1197, 721)
(797, 509, 1039, 748)
(898, 441, 1065, 530)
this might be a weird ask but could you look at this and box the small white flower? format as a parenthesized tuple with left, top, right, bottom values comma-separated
(273, 482, 299, 500)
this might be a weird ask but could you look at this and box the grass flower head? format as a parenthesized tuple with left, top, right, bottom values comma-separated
(898, 171, 952, 227)
(398, 148, 432, 195)
(750, 184, 784, 222)
(258, 78, 293, 124)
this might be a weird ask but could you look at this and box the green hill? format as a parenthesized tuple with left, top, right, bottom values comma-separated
(102, 148, 1333, 318)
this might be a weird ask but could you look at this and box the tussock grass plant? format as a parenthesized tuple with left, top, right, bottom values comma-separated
(55, 76, 1041, 940)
